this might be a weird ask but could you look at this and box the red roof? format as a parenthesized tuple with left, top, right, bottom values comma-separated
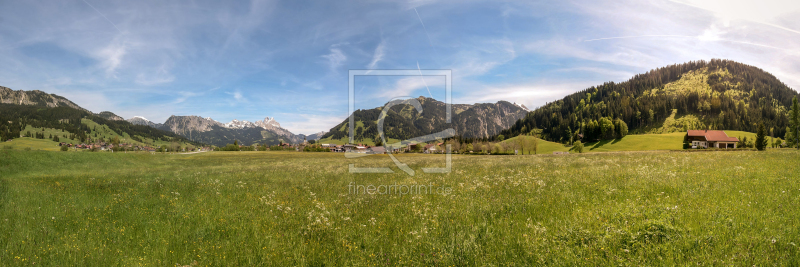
(687, 130, 739, 142)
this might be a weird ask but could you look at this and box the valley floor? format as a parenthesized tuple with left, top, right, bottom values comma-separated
(0, 150, 798, 265)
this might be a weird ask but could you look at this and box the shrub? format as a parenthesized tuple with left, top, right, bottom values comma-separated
(60, 145, 69, 151)
(574, 141, 584, 153)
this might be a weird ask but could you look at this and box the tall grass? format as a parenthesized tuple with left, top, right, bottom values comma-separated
(0, 150, 798, 265)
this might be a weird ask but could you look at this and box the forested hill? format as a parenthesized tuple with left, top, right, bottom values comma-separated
(0, 103, 200, 146)
(500, 59, 800, 143)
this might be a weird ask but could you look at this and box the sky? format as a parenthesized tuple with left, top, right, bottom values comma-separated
(1, 0, 800, 135)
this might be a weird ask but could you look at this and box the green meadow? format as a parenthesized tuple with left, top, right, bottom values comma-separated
(501, 131, 784, 155)
(1, 149, 799, 265)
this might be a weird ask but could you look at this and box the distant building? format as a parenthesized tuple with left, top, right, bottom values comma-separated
(342, 144, 355, 152)
(686, 130, 739, 149)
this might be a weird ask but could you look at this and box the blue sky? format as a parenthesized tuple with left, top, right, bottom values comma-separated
(1, 0, 799, 134)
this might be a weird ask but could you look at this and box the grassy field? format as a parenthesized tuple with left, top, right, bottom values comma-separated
(582, 132, 686, 152)
(1, 150, 799, 265)
(1, 137, 64, 151)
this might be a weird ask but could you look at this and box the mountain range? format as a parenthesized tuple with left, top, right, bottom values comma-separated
(320, 96, 529, 142)
(1, 85, 324, 147)
(126, 115, 325, 146)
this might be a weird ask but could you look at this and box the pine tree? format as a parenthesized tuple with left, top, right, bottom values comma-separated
(755, 123, 767, 151)
(790, 96, 800, 149)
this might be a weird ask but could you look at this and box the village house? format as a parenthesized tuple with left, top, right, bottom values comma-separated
(423, 143, 444, 154)
(686, 130, 739, 149)
(321, 143, 336, 149)
(342, 144, 355, 152)
(423, 144, 435, 153)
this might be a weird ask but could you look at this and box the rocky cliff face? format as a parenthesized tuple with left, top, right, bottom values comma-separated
(0, 86, 89, 112)
(161, 115, 223, 135)
(450, 101, 529, 138)
(96, 111, 124, 121)
(321, 96, 529, 140)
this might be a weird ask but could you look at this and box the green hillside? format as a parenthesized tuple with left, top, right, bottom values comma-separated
(1, 103, 201, 150)
(500, 135, 569, 154)
(501, 59, 799, 144)
(2, 137, 64, 151)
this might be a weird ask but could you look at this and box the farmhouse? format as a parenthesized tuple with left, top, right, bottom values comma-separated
(686, 130, 739, 149)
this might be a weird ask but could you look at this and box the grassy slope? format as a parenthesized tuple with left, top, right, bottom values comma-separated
(0, 150, 798, 265)
(501, 135, 569, 154)
(21, 125, 81, 145)
(1, 137, 63, 151)
(578, 130, 779, 153)
(583, 132, 686, 152)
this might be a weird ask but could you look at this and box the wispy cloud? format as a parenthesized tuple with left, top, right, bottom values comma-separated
(374, 75, 446, 99)
(96, 39, 127, 78)
(367, 41, 385, 69)
(322, 47, 346, 73)
(135, 63, 175, 86)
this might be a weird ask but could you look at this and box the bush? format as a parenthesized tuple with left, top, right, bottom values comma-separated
(60, 145, 69, 151)
(574, 141, 584, 153)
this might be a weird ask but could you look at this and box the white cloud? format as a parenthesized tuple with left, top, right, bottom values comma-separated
(457, 81, 599, 109)
(279, 113, 347, 135)
(96, 40, 127, 77)
(322, 48, 347, 73)
(671, 0, 800, 31)
(373, 76, 446, 99)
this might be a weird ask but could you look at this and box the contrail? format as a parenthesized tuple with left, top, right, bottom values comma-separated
(81, 0, 123, 34)
(583, 34, 795, 53)
(414, 8, 434, 47)
(582, 35, 693, 42)
(417, 61, 434, 99)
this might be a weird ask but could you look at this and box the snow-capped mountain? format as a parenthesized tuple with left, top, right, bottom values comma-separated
(512, 102, 529, 111)
(254, 117, 281, 129)
(126, 115, 323, 146)
(223, 119, 257, 129)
